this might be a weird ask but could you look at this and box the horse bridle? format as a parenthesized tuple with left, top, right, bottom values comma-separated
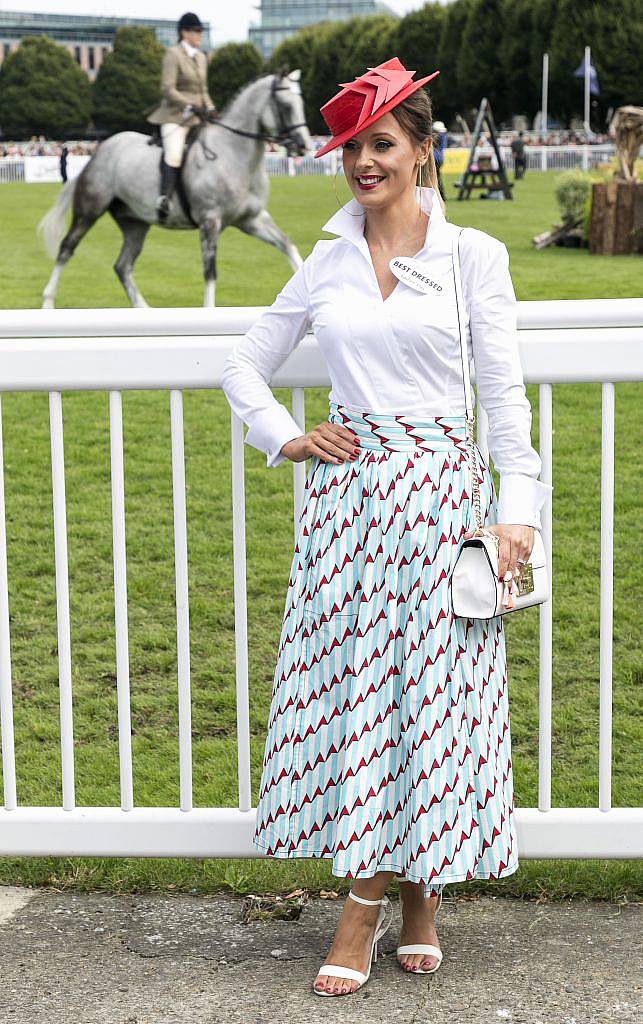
(199, 76, 307, 158)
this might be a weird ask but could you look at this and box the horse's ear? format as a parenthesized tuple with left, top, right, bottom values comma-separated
(288, 69, 301, 82)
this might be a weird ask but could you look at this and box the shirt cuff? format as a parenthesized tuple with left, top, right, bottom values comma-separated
(243, 403, 304, 468)
(496, 473, 553, 529)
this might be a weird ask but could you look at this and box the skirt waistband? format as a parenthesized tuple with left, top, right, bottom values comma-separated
(328, 401, 469, 453)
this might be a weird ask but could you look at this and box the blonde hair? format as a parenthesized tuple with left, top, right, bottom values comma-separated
(390, 89, 446, 213)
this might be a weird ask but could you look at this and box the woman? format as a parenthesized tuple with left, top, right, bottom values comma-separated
(221, 57, 552, 998)
(146, 12, 216, 220)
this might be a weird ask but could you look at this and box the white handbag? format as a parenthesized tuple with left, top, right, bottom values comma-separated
(449, 227, 550, 618)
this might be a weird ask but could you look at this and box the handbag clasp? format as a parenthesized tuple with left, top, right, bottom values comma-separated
(515, 563, 534, 595)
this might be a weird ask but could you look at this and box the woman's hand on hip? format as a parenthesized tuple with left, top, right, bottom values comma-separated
(280, 423, 361, 464)
(463, 524, 535, 580)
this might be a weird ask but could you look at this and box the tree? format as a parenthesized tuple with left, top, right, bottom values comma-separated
(527, 0, 559, 125)
(393, 3, 446, 113)
(457, 0, 510, 123)
(306, 21, 350, 134)
(268, 25, 327, 132)
(207, 42, 264, 112)
(549, 0, 594, 123)
(92, 26, 164, 136)
(339, 14, 399, 83)
(0, 35, 91, 138)
(269, 16, 398, 135)
(591, 0, 642, 118)
(436, 0, 474, 125)
(500, 0, 539, 121)
(549, 0, 642, 127)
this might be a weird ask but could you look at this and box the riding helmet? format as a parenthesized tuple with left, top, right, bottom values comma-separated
(178, 12, 205, 33)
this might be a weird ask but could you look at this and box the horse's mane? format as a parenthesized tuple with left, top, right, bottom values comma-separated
(218, 73, 279, 118)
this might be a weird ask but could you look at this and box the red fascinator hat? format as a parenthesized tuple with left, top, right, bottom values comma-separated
(314, 57, 440, 158)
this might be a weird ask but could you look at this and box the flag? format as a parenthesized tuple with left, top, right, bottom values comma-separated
(573, 54, 600, 95)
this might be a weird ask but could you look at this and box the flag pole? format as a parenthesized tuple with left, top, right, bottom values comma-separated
(541, 53, 549, 134)
(584, 45, 591, 133)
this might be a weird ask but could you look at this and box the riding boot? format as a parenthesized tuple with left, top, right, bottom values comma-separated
(157, 159, 178, 222)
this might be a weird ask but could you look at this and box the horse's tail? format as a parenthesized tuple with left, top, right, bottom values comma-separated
(37, 179, 77, 260)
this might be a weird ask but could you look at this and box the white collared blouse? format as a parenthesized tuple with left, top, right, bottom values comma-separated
(220, 186, 553, 529)
(180, 38, 200, 59)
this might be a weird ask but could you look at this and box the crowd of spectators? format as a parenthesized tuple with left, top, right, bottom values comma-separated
(304, 128, 612, 157)
(0, 137, 97, 158)
(500, 129, 610, 146)
(444, 129, 611, 150)
(0, 130, 612, 163)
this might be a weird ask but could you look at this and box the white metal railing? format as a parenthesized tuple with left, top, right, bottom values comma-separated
(0, 300, 642, 860)
(0, 159, 24, 184)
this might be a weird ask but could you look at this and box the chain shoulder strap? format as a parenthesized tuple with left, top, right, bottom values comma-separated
(451, 227, 483, 532)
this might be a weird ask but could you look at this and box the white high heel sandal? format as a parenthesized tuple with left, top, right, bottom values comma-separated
(396, 890, 443, 974)
(313, 889, 393, 996)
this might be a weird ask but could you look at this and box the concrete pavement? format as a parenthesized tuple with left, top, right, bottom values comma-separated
(0, 885, 639, 1024)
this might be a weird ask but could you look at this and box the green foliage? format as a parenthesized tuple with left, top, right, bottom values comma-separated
(249, 0, 640, 132)
(267, 29, 316, 78)
(582, 188, 593, 241)
(435, 0, 474, 124)
(527, 0, 558, 105)
(500, 0, 538, 119)
(338, 14, 399, 82)
(393, 3, 446, 111)
(0, 35, 91, 138)
(305, 21, 346, 134)
(92, 26, 164, 136)
(457, 0, 508, 120)
(549, 0, 643, 127)
(268, 25, 320, 128)
(0, 3, 639, 141)
(275, 15, 401, 134)
(554, 169, 593, 222)
(207, 42, 265, 112)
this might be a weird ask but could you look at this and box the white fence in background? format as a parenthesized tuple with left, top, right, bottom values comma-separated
(0, 144, 630, 184)
(270, 144, 622, 175)
(24, 154, 91, 183)
(0, 300, 642, 860)
(0, 159, 24, 183)
(0, 154, 91, 184)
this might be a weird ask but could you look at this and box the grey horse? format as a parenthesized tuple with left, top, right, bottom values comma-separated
(38, 70, 311, 308)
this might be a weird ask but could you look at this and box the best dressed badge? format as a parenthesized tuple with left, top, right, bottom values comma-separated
(389, 256, 444, 295)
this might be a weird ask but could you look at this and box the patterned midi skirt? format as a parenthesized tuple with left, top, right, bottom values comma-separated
(252, 401, 520, 897)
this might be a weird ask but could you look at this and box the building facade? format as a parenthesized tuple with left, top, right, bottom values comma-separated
(0, 11, 212, 80)
(249, 0, 396, 59)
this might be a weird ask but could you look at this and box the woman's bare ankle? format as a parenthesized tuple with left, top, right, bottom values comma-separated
(350, 870, 395, 902)
(399, 880, 440, 911)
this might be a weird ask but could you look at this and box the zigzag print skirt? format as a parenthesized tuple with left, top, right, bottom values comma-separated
(252, 401, 519, 897)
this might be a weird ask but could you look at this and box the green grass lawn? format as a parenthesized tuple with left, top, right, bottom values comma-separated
(0, 173, 642, 307)
(0, 173, 640, 901)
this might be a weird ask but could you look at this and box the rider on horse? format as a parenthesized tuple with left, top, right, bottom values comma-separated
(146, 12, 217, 221)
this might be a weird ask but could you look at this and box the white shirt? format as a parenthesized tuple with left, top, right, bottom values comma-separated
(181, 39, 200, 59)
(220, 185, 553, 529)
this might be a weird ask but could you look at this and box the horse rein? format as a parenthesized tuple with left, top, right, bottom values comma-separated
(198, 76, 307, 160)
